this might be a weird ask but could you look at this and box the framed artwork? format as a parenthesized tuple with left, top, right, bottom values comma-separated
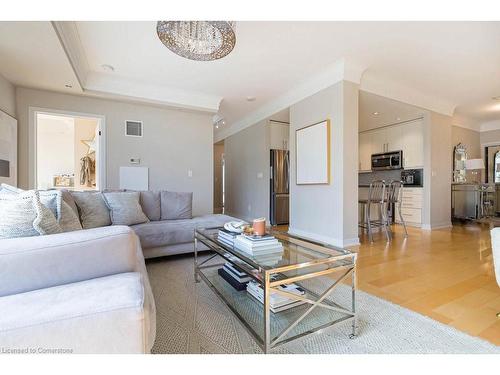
(296, 119, 330, 185)
(0, 111, 17, 186)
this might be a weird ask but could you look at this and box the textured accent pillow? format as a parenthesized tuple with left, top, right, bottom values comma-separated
(60, 189, 79, 216)
(0, 190, 62, 238)
(71, 191, 111, 229)
(59, 201, 83, 232)
(103, 191, 149, 225)
(160, 191, 193, 220)
(139, 191, 161, 221)
(0, 183, 23, 195)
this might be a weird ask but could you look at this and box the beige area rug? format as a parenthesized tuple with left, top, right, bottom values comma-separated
(146, 254, 500, 354)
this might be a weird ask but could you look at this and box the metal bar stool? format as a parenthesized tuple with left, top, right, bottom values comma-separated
(387, 180, 408, 238)
(359, 180, 390, 243)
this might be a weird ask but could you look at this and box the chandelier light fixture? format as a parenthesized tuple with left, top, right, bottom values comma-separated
(157, 21, 236, 61)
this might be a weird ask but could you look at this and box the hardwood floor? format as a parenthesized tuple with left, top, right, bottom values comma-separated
(277, 222, 500, 346)
(354, 222, 500, 346)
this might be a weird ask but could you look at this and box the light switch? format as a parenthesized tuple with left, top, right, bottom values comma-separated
(130, 158, 140, 164)
(257, 172, 263, 179)
(188, 169, 193, 178)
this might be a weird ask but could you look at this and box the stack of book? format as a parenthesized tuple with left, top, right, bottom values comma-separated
(217, 228, 239, 248)
(246, 281, 306, 313)
(234, 234, 283, 264)
(218, 262, 251, 291)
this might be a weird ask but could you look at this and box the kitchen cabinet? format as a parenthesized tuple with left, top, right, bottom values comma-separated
(358, 118, 424, 171)
(359, 132, 372, 171)
(269, 122, 289, 150)
(395, 187, 423, 227)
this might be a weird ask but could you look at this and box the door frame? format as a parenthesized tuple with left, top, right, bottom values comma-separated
(29, 106, 106, 190)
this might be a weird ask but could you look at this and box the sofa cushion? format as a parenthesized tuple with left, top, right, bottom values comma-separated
(160, 191, 193, 220)
(60, 189, 79, 216)
(103, 191, 149, 226)
(130, 214, 235, 249)
(139, 191, 161, 221)
(0, 190, 62, 238)
(71, 191, 111, 229)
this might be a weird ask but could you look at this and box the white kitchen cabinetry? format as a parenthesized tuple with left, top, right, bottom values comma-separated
(395, 187, 423, 227)
(269, 122, 289, 150)
(358, 118, 424, 171)
(359, 132, 372, 171)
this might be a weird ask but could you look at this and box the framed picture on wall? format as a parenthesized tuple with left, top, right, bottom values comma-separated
(0, 110, 17, 187)
(296, 119, 331, 185)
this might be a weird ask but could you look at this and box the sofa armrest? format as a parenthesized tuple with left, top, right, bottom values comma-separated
(0, 226, 141, 297)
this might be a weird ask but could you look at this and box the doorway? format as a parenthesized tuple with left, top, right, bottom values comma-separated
(214, 141, 225, 213)
(34, 110, 105, 191)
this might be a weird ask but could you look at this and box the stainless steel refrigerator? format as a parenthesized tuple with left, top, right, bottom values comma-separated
(270, 149, 289, 225)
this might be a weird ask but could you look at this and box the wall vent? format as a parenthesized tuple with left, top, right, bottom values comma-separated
(125, 120, 143, 137)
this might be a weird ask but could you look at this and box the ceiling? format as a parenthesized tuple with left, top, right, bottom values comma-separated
(359, 91, 425, 132)
(0, 21, 499, 135)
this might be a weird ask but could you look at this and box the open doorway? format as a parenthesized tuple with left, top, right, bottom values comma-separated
(34, 111, 105, 191)
(214, 141, 225, 214)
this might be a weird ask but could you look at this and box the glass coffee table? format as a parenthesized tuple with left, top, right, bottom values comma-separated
(194, 227, 358, 353)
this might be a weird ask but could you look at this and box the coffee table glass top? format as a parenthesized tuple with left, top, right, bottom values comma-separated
(195, 227, 354, 272)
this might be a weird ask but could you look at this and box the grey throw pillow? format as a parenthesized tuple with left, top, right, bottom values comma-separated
(71, 191, 111, 229)
(0, 190, 62, 238)
(139, 191, 161, 221)
(103, 191, 149, 225)
(160, 191, 193, 220)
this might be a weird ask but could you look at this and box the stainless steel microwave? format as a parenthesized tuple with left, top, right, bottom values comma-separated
(371, 150, 403, 171)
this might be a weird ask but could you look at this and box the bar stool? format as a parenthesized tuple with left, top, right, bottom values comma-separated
(359, 180, 390, 243)
(387, 180, 408, 238)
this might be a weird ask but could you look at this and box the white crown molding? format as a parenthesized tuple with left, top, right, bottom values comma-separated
(214, 58, 365, 143)
(360, 72, 456, 117)
(85, 72, 222, 113)
(451, 113, 481, 132)
(480, 119, 500, 132)
(52, 21, 222, 113)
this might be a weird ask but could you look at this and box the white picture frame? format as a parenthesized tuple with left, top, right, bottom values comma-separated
(296, 119, 331, 185)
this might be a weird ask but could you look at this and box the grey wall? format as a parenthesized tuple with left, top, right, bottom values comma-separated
(15, 87, 214, 216)
(0, 74, 16, 118)
(422, 112, 452, 229)
(224, 120, 270, 222)
(289, 81, 359, 247)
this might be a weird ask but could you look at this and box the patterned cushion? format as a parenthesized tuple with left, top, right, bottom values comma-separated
(0, 190, 62, 238)
(103, 192, 149, 226)
(160, 191, 193, 220)
(71, 191, 111, 229)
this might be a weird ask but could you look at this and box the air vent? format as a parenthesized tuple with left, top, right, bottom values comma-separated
(125, 120, 143, 137)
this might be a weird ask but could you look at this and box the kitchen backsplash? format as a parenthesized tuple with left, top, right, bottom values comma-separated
(359, 170, 402, 185)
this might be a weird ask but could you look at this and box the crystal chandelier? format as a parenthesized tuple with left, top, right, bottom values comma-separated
(157, 21, 236, 61)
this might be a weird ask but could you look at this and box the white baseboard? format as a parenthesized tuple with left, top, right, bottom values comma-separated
(421, 222, 452, 230)
(288, 227, 360, 248)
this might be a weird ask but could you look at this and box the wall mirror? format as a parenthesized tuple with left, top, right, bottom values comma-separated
(453, 143, 467, 183)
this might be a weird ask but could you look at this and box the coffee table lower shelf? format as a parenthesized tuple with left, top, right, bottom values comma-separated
(195, 253, 357, 353)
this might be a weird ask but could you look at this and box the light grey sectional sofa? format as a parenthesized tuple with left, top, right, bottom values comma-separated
(0, 187, 237, 353)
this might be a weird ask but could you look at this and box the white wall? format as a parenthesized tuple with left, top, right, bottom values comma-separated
(16, 87, 214, 216)
(289, 81, 359, 247)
